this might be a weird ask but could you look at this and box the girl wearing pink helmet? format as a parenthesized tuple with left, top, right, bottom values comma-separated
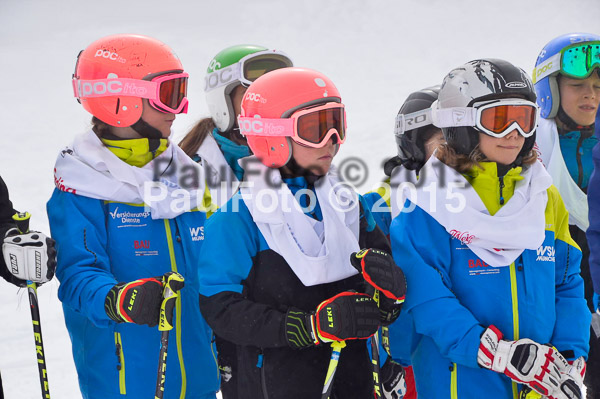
(197, 67, 406, 398)
(47, 34, 218, 399)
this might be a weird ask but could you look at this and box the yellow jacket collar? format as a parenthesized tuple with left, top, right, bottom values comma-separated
(101, 138, 168, 167)
(464, 162, 523, 215)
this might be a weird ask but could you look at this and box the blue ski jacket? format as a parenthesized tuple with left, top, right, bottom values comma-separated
(558, 129, 597, 190)
(587, 131, 600, 297)
(389, 164, 590, 399)
(47, 190, 219, 399)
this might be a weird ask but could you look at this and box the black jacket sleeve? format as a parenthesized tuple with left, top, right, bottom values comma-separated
(0, 176, 22, 286)
(200, 291, 289, 348)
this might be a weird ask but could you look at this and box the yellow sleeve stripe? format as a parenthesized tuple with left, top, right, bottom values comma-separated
(544, 185, 579, 250)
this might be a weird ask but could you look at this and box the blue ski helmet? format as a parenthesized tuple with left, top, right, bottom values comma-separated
(533, 32, 600, 119)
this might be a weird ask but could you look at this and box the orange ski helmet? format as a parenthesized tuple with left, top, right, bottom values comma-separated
(239, 67, 345, 168)
(72, 34, 188, 127)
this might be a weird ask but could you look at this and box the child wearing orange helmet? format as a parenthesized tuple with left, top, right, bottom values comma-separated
(47, 34, 218, 399)
(197, 67, 406, 398)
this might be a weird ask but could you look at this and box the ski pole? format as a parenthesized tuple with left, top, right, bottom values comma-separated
(321, 340, 346, 399)
(371, 290, 382, 399)
(154, 272, 184, 399)
(13, 212, 51, 399)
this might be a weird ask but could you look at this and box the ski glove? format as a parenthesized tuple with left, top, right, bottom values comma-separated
(381, 357, 407, 399)
(548, 357, 585, 399)
(478, 325, 568, 397)
(285, 291, 380, 349)
(350, 249, 406, 325)
(104, 274, 184, 327)
(519, 356, 584, 399)
(2, 228, 57, 287)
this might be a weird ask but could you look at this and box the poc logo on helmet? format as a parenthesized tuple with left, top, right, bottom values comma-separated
(244, 91, 266, 103)
(94, 49, 126, 63)
(535, 62, 553, 79)
(207, 58, 221, 73)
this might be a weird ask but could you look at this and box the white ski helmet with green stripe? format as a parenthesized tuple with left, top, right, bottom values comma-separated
(204, 44, 293, 132)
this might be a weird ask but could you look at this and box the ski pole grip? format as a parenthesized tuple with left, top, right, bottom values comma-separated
(12, 211, 31, 234)
(158, 272, 184, 332)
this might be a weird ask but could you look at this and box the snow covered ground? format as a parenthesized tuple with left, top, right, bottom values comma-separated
(0, 0, 598, 397)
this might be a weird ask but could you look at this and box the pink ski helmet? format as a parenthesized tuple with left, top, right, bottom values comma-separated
(239, 67, 345, 168)
(72, 34, 188, 127)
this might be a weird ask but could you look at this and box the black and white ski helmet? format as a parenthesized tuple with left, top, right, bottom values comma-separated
(395, 85, 441, 170)
(437, 59, 537, 163)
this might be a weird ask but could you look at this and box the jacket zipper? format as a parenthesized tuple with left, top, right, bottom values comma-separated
(450, 363, 457, 399)
(509, 262, 520, 399)
(114, 332, 126, 395)
(211, 334, 220, 383)
(499, 176, 505, 205)
(258, 352, 269, 398)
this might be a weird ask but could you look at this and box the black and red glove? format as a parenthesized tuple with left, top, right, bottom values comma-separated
(350, 249, 406, 325)
(285, 291, 380, 349)
(104, 274, 184, 327)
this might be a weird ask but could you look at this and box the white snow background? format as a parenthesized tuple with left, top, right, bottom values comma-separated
(1, 0, 598, 397)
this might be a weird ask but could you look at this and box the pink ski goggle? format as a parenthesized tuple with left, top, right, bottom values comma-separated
(238, 102, 346, 148)
(73, 72, 189, 114)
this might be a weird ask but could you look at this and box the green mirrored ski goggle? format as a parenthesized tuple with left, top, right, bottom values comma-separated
(561, 41, 600, 79)
(533, 41, 600, 84)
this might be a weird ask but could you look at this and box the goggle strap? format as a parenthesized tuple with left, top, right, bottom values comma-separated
(73, 78, 157, 100)
(532, 53, 561, 84)
(238, 116, 294, 137)
(205, 51, 293, 92)
(395, 108, 434, 136)
(204, 63, 242, 91)
(431, 105, 478, 128)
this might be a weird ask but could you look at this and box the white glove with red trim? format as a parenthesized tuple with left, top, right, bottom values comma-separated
(547, 357, 585, 399)
(477, 326, 566, 397)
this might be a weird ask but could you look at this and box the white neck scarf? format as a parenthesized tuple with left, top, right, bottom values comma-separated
(392, 155, 551, 267)
(53, 130, 206, 219)
(240, 158, 360, 286)
(195, 134, 240, 208)
(534, 118, 589, 231)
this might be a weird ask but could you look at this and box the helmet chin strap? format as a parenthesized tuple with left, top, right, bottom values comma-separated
(280, 144, 339, 183)
(280, 156, 321, 184)
(131, 118, 165, 152)
(556, 106, 595, 136)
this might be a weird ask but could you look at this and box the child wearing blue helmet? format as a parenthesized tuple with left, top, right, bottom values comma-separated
(533, 33, 600, 398)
